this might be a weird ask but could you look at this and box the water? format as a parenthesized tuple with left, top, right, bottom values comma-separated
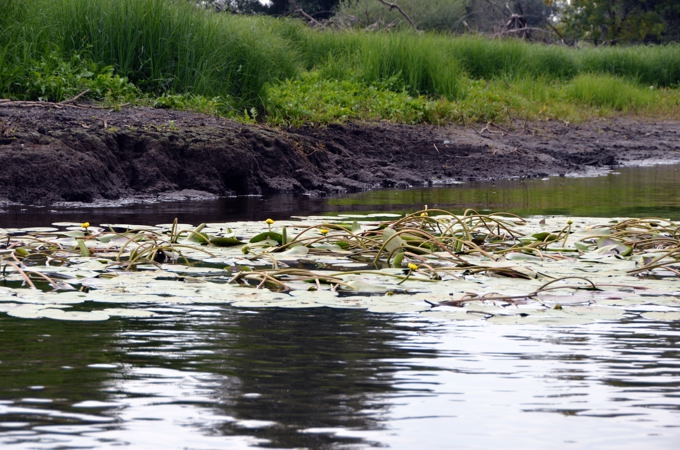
(1, 164, 680, 449)
(1, 163, 680, 227)
(1, 308, 678, 449)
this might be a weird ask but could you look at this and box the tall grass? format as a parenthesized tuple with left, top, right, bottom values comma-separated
(51, 0, 297, 106)
(1, 0, 679, 123)
(0, 0, 297, 107)
(357, 32, 463, 99)
(565, 74, 655, 111)
(578, 45, 680, 87)
(442, 36, 680, 87)
(0, 0, 51, 96)
(444, 36, 579, 80)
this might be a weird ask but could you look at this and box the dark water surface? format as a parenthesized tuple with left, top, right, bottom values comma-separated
(1, 308, 679, 449)
(1, 163, 680, 227)
(2, 164, 680, 449)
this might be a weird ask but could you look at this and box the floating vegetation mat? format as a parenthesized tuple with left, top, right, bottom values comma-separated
(1, 209, 679, 323)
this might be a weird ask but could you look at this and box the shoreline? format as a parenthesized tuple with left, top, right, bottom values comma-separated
(1, 103, 680, 207)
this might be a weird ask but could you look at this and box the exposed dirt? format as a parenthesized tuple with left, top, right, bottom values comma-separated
(1, 102, 679, 206)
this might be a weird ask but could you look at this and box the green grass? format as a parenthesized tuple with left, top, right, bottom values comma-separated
(52, 0, 297, 106)
(565, 74, 656, 111)
(1, 0, 679, 124)
(578, 44, 680, 87)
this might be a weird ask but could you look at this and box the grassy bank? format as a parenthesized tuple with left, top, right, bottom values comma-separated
(1, 0, 679, 125)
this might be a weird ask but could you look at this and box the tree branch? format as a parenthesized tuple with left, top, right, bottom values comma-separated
(376, 0, 417, 30)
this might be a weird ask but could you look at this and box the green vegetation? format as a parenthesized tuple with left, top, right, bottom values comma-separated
(1, 0, 679, 125)
(2, 212, 680, 321)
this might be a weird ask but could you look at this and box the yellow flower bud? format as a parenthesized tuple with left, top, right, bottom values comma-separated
(81, 222, 90, 229)
(407, 262, 418, 271)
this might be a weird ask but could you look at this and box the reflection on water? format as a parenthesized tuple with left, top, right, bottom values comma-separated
(327, 163, 680, 220)
(1, 163, 680, 228)
(2, 164, 680, 448)
(1, 307, 679, 449)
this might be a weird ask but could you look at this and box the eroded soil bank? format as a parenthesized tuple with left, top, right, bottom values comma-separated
(1, 102, 679, 206)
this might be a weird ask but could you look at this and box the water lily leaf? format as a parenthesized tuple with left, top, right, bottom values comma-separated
(391, 251, 405, 268)
(188, 231, 210, 244)
(20, 227, 59, 233)
(100, 223, 162, 233)
(250, 231, 283, 245)
(273, 245, 309, 259)
(595, 239, 633, 256)
(6, 303, 70, 319)
(39, 308, 110, 321)
(209, 236, 244, 247)
(0, 302, 20, 312)
(13, 247, 30, 257)
(641, 311, 680, 321)
(532, 232, 559, 242)
(101, 308, 156, 318)
(382, 227, 405, 253)
(339, 279, 390, 294)
(1, 213, 679, 321)
(574, 241, 594, 252)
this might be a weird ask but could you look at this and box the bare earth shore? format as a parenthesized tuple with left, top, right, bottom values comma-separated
(1, 102, 679, 206)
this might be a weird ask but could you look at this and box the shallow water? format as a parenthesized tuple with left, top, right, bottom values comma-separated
(1, 164, 680, 449)
(1, 308, 679, 449)
(1, 163, 680, 227)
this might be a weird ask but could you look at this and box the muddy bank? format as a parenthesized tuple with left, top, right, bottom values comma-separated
(1, 103, 679, 206)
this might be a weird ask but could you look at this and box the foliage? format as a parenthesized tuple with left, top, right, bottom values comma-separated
(558, 0, 680, 44)
(152, 93, 236, 116)
(445, 35, 578, 80)
(2, 212, 680, 321)
(11, 52, 139, 102)
(564, 74, 655, 111)
(1, 0, 680, 124)
(357, 32, 464, 99)
(33, 0, 297, 109)
(465, 0, 555, 33)
(264, 71, 430, 125)
(336, 0, 469, 32)
(200, 0, 342, 18)
(577, 44, 680, 87)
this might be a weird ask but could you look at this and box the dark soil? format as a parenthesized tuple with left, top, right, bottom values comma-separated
(1, 102, 680, 206)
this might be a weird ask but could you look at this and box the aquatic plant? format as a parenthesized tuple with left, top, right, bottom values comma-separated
(1, 210, 678, 322)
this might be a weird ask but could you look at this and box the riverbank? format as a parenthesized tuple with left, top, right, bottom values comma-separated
(1, 103, 679, 206)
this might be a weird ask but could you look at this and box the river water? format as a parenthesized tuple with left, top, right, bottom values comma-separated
(1, 163, 680, 227)
(1, 164, 680, 449)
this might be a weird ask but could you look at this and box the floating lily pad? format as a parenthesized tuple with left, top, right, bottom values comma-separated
(249, 231, 284, 245)
(101, 308, 156, 318)
(1, 212, 679, 322)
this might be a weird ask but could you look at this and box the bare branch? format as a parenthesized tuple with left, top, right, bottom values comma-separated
(376, 0, 417, 31)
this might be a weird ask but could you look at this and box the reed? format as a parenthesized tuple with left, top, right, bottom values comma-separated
(1, 0, 679, 123)
(270, 26, 464, 99)
(444, 36, 579, 80)
(357, 32, 463, 99)
(564, 74, 655, 112)
(6, 0, 296, 107)
(443, 36, 680, 87)
(577, 44, 680, 87)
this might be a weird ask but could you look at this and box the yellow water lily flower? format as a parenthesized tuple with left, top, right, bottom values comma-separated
(407, 262, 418, 271)
(81, 221, 90, 229)
(319, 228, 329, 236)
(265, 218, 275, 225)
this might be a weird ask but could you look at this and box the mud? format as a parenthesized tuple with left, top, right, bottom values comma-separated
(1, 102, 679, 206)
